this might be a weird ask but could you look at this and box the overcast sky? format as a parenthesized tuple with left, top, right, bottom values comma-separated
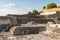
(0, 0, 60, 16)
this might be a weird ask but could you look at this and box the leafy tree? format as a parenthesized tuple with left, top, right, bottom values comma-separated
(28, 12, 31, 15)
(43, 6, 46, 9)
(32, 10, 38, 15)
(28, 10, 38, 15)
(47, 3, 57, 9)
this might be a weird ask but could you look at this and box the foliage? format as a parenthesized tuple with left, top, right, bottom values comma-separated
(28, 12, 31, 15)
(47, 3, 57, 9)
(32, 10, 38, 15)
(28, 10, 38, 15)
(43, 6, 46, 9)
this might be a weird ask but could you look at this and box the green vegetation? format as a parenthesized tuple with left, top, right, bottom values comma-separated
(47, 3, 57, 9)
(43, 6, 46, 9)
(43, 3, 57, 9)
(28, 10, 38, 15)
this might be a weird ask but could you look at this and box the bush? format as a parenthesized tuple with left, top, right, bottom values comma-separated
(47, 3, 57, 9)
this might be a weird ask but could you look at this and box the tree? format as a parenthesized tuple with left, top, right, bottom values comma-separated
(32, 10, 38, 15)
(43, 6, 46, 9)
(28, 10, 38, 15)
(28, 12, 31, 15)
(47, 3, 57, 9)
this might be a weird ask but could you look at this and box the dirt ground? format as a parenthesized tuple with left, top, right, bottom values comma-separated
(0, 32, 54, 40)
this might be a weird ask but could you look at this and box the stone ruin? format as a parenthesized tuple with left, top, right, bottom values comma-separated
(10, 26, 46, 35)
(46, 22, 60, 33)
(0, 14, 60, 40)
(0, 14, 56, 32)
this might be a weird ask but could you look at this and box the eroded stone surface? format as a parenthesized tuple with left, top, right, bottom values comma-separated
(0, 32, 54, 40)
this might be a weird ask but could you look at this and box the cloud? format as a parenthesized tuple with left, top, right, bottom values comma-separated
(0, 8, 27, 16)
(1, 3, 15, 8)
(0, 3, 28, 16)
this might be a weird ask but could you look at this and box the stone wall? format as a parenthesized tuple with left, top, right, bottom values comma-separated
(0, 16, 11, 24)
(0, 16, 17, 32)
(15, 17, 56, 25)
(13, 27, 46, 35)
(0, 15, 57, 32)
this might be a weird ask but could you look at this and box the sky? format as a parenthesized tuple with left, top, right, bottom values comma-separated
(0, 0, 60, 16)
